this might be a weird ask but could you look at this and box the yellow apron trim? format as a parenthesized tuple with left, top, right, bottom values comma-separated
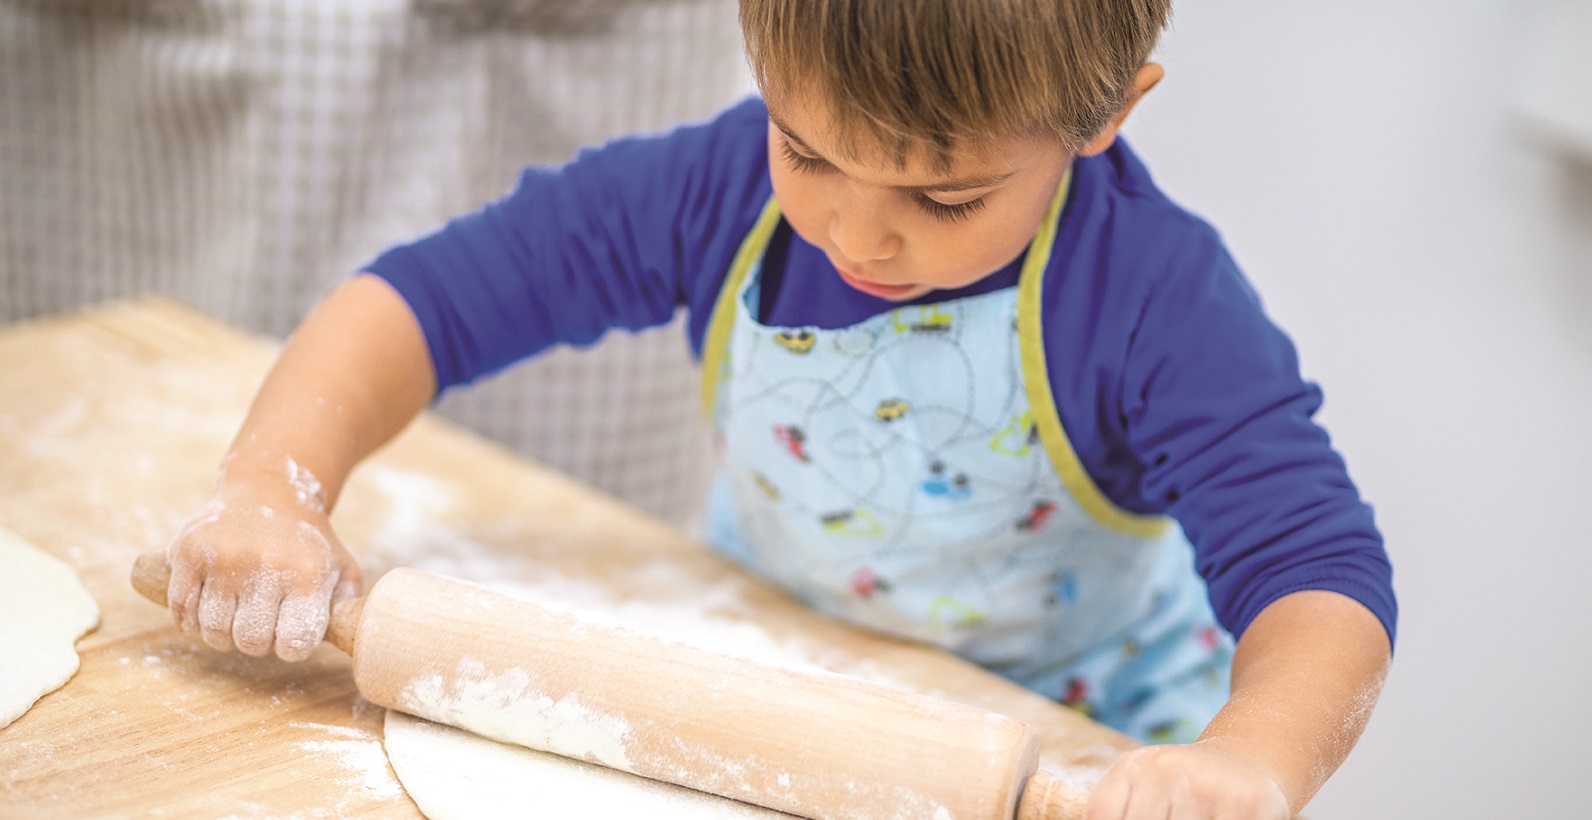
(1018, 170, 1172, 538)
(701, 197, 784, 417)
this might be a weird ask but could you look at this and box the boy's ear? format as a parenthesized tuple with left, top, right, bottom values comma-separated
(1078, 62, 1165, 157)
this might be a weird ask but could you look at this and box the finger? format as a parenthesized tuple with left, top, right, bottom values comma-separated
(197, 580, 239, 651)
(1127, 792, 1175, 820)
(167, 561, 203, 634)
(232, 573, 285, 657)
(1086, 770, 1131, 820)
(1117, 789, 1153, 820)
(275, 592, 331, 662)
(1173, 797, 1218, 820)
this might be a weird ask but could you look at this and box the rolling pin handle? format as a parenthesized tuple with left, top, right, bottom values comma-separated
(130, 550, 173, 607)
(129, 549, 362, 656)
(1015, 768, 1089, 820)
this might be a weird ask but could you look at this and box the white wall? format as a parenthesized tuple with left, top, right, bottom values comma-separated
(1122, 1, 1592, 817)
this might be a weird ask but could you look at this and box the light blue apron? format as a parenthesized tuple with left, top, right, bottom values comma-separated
(698, 179, 1233, 743)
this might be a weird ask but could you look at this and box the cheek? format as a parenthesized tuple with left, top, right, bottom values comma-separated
(769, 167, 831, 244)
(910, 220, 1035, 286)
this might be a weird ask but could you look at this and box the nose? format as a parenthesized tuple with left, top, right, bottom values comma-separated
(828, 188, 901, 264)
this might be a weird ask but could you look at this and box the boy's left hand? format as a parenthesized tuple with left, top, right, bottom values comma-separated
(1084, 739, 1290, 819)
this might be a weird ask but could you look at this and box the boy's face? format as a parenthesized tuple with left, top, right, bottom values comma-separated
(766, 96, 1071, 302)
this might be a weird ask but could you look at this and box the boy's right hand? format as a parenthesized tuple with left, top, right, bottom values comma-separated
(165, 484, 362, 662)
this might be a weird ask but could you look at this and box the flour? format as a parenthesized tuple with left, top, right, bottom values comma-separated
(1037, 750, 1116, 793)
(0, 526, 100, 728)
(399, 659, 635, 772)
(361, 468, 461, 564)
(282, 719, 408, 816)
(296, 736, 406, 800)
(4, 366, 226, 554)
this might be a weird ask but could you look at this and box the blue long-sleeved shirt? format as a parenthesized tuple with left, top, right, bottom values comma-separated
(368, 97, 1396, 647)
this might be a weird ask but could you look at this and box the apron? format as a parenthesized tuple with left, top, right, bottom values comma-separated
(697, 178, 1234, 743)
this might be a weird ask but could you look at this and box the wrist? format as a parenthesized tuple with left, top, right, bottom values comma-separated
(1191, 734, 1296, 812)
(215, 451, 332, 516)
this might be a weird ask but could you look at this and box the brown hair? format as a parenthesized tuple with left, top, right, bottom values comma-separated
(740, 0, 1170, 163)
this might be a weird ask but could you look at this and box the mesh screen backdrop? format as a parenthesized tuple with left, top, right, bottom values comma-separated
(0, 0, 752, 525)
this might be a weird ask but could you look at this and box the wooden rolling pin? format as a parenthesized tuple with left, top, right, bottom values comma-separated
(132, 553, 1088, 819)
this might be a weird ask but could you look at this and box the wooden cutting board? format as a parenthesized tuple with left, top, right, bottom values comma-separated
(0, 298, 1134, 817)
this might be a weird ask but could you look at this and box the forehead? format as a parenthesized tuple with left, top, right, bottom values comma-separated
(767, 96, 1043, 187)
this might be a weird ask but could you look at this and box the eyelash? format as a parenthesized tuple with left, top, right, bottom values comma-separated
(915, 196, 987, 224)
(778, 141, 988, 224)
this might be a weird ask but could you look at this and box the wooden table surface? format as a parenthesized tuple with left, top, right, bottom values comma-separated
(0, 298, 1134, 818)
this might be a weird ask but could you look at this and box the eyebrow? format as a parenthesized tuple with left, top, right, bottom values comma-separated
(767, 113, 1018, 194)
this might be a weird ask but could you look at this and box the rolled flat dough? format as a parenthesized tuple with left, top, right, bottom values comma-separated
(0, 526, 100, 728)
(383, 711, 791, 819)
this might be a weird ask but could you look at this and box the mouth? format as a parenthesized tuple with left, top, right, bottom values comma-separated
(833, 266, 921, 300)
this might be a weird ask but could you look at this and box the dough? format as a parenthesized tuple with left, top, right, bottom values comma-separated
(0, 526, 100, 728)
(383, 710, 791, 819)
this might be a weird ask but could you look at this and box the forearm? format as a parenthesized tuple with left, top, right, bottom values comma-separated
(220, 274, 436, 508)
(1199, 589, 1391, 814)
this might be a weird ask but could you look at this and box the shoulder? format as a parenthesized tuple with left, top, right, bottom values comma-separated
(1066, 139, 1234, 290)
(1033, 139, 1299, 512)
(1045, 139, 1259, 366)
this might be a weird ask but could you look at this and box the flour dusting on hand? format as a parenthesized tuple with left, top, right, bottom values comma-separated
(283, 457, 328, 514)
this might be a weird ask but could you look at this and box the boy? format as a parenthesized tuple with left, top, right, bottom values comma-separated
(165, 1, 1394, 816)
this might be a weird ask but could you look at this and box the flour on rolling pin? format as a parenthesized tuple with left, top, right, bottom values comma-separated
(382, 588, 856, 775)
(400, 656, 636, 771)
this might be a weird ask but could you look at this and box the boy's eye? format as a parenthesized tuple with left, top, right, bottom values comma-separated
(780, 135, 986, 223)
(779, 141, 831, 174)
(915, 194, 987, 224)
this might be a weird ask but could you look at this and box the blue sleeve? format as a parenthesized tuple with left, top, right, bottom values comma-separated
(364, 98, 773, 391)
(1116, 226, 1397, 647)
